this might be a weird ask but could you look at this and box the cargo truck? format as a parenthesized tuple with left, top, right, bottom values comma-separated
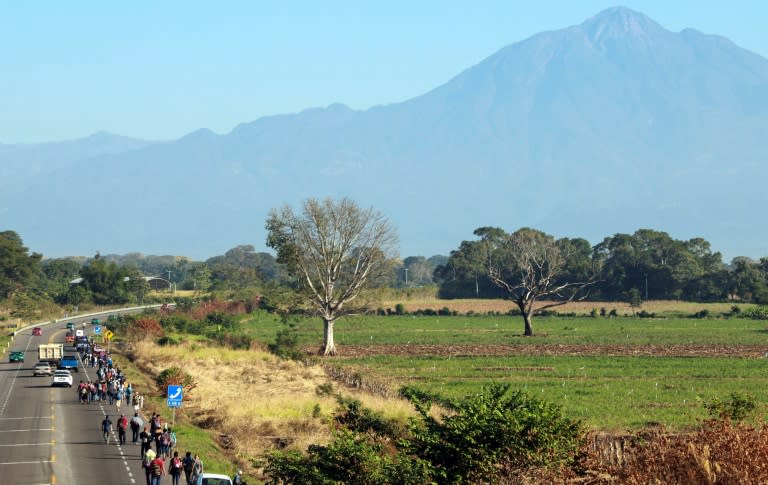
(38, 343, 64, 363)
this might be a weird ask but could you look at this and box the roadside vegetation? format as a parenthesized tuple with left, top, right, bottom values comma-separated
(5, 207, 768, 482)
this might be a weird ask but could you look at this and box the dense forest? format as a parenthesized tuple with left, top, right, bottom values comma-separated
(1, 227, 767, 320)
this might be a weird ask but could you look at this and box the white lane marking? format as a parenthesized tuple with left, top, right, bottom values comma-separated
(0, 442, 53, 446)
(0, 337, 34, 416)
(0, 416, 53, 420)
(0, 460, 54, 465)
(0, 428, 54, 433)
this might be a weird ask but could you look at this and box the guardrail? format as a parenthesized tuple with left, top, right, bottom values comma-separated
(8, 303, 175, 337)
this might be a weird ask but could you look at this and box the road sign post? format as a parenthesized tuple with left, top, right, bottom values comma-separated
(104, 329, 114, 353)
(167, 385, 183, 425)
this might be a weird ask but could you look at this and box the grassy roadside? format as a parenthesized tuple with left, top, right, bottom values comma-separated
(110, 343, 244, 478)
(112, 339, 420, 483)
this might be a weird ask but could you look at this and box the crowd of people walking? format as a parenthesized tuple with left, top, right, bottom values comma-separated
(80, 333, 243, 484)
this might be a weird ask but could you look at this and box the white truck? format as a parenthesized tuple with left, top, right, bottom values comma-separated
(38, 343, 64, 363)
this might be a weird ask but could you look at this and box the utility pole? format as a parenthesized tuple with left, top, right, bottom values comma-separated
(404, 268, 408, 287)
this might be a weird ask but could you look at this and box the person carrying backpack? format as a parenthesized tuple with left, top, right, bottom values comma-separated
(150, 454, 166, 485)
(142, 448, 156, 485)
(140, 426, 153, 459)
(168, 450, 183, 485)
(117, 414, 128, 445)
(181, 451, 194, 485)
(131, 413, 144, 444)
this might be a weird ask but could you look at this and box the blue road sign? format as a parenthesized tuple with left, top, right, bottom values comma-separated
(94, 325, 102, 334)
(167, 385, 183, 408)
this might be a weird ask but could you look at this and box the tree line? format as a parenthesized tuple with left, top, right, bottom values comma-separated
(434, 227, 768, 304)
(1, 224, 767, 320)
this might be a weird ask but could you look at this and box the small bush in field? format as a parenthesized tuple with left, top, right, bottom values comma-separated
(155, 367, 195, 397)
(127, 318, 164, 340)
(703, 392, 756, 421)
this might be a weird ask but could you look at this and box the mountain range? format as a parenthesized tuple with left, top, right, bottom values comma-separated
(2, 6, 767, 261)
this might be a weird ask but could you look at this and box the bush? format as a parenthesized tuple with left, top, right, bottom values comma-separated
(405, 384, 585, 483)
(691, 309, 710, 319)
(743, 306, 768, 320)
(157, 335, 181, 346)
(127, 318, 165, 340)
(155, 367, 195, 397)
(268, 322, 305, 361)
(394, 303, 406, 315)
(264, 428, 433, 485)
(703, 392, 757, 421)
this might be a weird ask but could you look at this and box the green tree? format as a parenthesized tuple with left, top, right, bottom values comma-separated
(0, 231, 42, 300)
(266, 197, 398, 355)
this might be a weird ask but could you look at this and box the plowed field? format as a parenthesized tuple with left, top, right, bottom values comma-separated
(329, 343, 768, 358)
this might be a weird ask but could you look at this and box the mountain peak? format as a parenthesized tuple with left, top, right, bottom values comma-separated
(581, 6, 666, 45)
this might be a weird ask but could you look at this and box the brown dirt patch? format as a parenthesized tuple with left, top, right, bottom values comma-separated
(323, 344, 768, 359)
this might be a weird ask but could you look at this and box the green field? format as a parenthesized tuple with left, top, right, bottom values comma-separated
(241, 312, 768, 430)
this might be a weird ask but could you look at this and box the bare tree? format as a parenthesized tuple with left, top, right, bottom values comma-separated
(266, 197, 398, 355)
(485, 228, 600, 336)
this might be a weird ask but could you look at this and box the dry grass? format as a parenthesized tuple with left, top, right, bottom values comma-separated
(131, 341, 418, 475)
(380, 298, 748, 316)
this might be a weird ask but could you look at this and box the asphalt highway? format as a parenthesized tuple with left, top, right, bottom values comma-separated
(1, 319, 148, 484)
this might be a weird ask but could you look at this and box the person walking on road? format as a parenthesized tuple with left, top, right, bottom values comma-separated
(168, 450, 183, 485)
(190, 454, 204, 483)
(181, 452, 194, 485)
(143, 448, 156, 485)
(150, 453, 166, 485)
(131, 412, 144, 444)
(101, 415, 113, 444)
(117, 413, 128, 445)
(140, 426, 153, 458)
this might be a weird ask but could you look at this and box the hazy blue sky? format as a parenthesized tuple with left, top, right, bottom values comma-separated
(2, 1, 765, 143)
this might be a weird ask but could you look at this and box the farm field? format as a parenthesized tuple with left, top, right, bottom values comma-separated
(242, 307, 768, 430)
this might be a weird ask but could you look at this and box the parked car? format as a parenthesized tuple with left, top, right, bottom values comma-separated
(91, 318, 101, 325)
(51, 370, 73, 387)
(9, 351, 25, 363)
(195, 474, 233, 485)
(66, 322, 75, 331)
(32, 327, 42, 336)
(33, 361, 53, 376)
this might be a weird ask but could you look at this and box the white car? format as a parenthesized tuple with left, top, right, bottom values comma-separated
(51, 370, 73, 387)
(195, 473, 233, 485)
(33, 362, 54, 376)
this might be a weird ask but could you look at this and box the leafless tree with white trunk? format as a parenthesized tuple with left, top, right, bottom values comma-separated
(266, 197, 398, 355)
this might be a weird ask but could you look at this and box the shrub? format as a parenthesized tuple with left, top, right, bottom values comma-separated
(268, 323, 305, 361)
(703, 392, 757, 421)
(264, 428, 433, 485)
(157, 335, 181, 346)
(743, 306, 768, 320)
(334, 396, 401, 439)
(155, 367, 195, 397)
(127, 318, 165, 340)
(405, 384, 585, 483)
(395, 303, 406, 315)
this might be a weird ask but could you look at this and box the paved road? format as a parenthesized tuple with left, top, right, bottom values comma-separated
(1, 321, 148, 484)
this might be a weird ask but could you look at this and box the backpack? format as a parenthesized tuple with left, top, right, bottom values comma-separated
(172, 457, 182, 469)
(182, 457, 194, 472)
